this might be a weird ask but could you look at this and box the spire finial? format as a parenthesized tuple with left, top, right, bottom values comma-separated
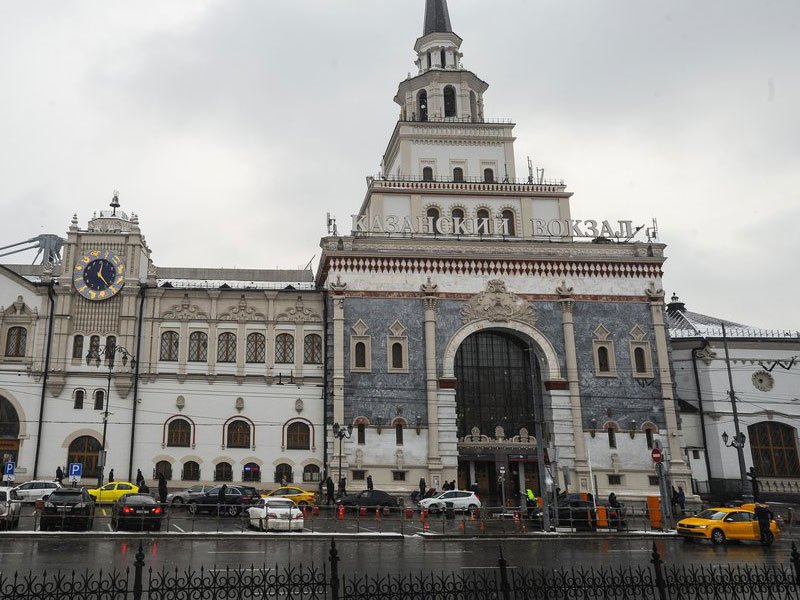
(424, 0, 453, 36)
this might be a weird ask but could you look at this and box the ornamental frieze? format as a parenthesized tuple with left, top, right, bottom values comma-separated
(461, 280, 535, 326)
(276, 296, 322, 323)
(219, 295, 266, 322)
(161, 294, 209, 321)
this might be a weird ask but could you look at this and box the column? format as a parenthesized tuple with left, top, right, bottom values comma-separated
(330, 279, 347, 476)
(421, 279, 442, 475)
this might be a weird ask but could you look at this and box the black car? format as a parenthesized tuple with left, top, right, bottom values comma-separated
(336, 490, 399, 510)
(40, 488, 95, 531)
(186, 485, 260, 516)
(111, 493, 164, 531)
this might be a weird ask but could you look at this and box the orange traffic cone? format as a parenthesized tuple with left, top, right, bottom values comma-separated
(479, 520, 486, 533)
(423, 519, 430, 531)
(375, 507, 381, 521)
(459, 519, 465, 532)
(337, 504, 345, 520)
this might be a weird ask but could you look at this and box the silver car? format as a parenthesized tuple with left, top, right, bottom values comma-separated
(12, 480, 62, 503)
(0, 486, 22, 529)
(166, 484, 215, 507)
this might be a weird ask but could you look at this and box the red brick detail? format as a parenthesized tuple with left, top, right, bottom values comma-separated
(438, 378, 457, 390)
(544, 380, 569, 391)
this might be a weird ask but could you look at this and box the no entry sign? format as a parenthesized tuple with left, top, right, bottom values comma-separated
(651, 448, 663, 464)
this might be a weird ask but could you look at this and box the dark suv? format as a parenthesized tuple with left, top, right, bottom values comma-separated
(40, 488, 95, 531)
(186, 485, 260, 516)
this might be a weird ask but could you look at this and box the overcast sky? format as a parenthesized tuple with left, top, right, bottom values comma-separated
(2, 1, 798, 330)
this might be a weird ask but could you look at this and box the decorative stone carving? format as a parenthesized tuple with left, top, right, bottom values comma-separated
(162, 294, 209, 321)
(329, 275, 347, 294)
(421, 276, 438, 296)
(395, 449, 404, 469)
(494, 425, 505, 440)
(461, 280, 535, 325)
(355, 448, 364, 469)
(459, 426, 538, 448)
(295, 399, 304, 413)
(645, 281, 665, 301)
(277, 296, 321, 323)
(556, 281, 573, 298)
(220, 295, 266, 322)
(695, 344, 717, 365)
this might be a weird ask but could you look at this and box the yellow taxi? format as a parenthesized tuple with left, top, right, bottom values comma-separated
(87, 481, 140, 503)
(262, 486, 317, 506)
(677, 504, 779, 545)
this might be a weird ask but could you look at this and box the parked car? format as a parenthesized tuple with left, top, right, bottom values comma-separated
(530, 499, 602, 531)
(166, 484, 215, 507)
(418, 490, 481, 513)
(263, 486, 317, 506)
(0, 486, 22, 530)
(87, 481, 139, 503)
(336, 490, 399, 510)
(186, 485, 260, 516)
(677, 505, 780, 545)
(12, 480, 61, 503)
(39, 488, 95, 531)
(247, 498, 304, 532)
(111, 494, 164, 532)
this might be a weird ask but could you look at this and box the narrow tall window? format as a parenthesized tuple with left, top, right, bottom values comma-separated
(72, 335, 84, 360)
(105, 336, 116, 360)
(89, 335, 100, 357)
(597, 347, 610, 373)
(483, 168, 494, 183)
(476, 209, 491, 234)
(94, 389, 105, 411)
(183, 461, 200, 481)
(645, 428, 655, 450)
(608, 427, 617, 449)
(443, 85, 456, 117)
(426, 207, 441, 234)
(391, 342, 404, 369)
(501, 209, 516, 236)
(426, 51, 432, 69)
(634, 347, 647, 374)
(160, 331, 179, 361)
(396, 424, 404, 446)
(215, 462, 233, 482)
(453, 168, 464, 182)
(303, 334, 322, 364)
(217, 332, 237, 363)
(227, 420, 251, 448)
(354, 341, 366, 368)
(73, 389, 85, 410)
(167, 418, 191, 447)
(440, 49, 446, 69)
(357, 423, 366, 445)
(275, 333, 294, 363)
(246, 332, 265, 363)
(188, 331, 208, 362)
(417, 89, 428, 122)
(422, 166, 434, 181)
(470, 91, 478, 123)
(4, 327, 26, 357)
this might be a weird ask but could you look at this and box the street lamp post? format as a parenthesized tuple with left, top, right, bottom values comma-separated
(721, 323, 753, 500)
(87, 343, 135, 487)
(331, 422, 352, 497)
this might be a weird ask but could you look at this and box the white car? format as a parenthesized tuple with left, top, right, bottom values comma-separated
(0, 486, 22, 529)
(247, 498, 304, 532)
(418, 490, 482, 513)
(12, 480, 61, 503)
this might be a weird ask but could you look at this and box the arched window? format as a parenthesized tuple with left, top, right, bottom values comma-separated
(357, 423, 366, 445)
(155, 460, 172, 481)
(167, 418, 191, 447)
(274, 463, 293, 484)
(287, 422, 311, 450)
(303, 464, 321, 482)
(94, 389, 105, 411)
(501, 209, 516, 236)
(645, 427, 655, 450)
(275, 333, 294, 364)
(105, 336, 116, 360)
(227, 420, 251, 449)
(440, 48, 446, 69)
(217, 332, 237, 363)
(396, 423, 404, 446)
(89, 335, 100, 357)
(214, 462, 233, 482)
(422, 166, 434, 181)
(68, 436, 102, 479)
(188, 331, 208, 362)
(182, 461, 200, 481)
(426, 51, 432, 69)
(73, 389, 85, 410)
(246, 332, 265, 363)
(0, 396, 20, 440)
(391, 342, 404, 369)
(453, 168, 464, 182)
(606, 424, 618, 449)
(634, 347, 647, 374)
(443, 85, 457, 117)
(476, 209, 491, 234)
(417, 90, 428, 122)
(243, 462, 261, 482)
(426, 207, 441, 234)
(160, 331, 179, 361)
(597, 347, 610, 373)
(72, 336, 84, 360)
(354, 342, 366, 369)
(483, 168, 494, 183)
(749, 422, 800, 477)
(470, 91, 478, 123)
(304, 334, 322, 364)
(4, 327, 26, 357)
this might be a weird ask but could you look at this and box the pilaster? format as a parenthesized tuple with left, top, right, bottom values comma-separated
(421, 277, 442, 472)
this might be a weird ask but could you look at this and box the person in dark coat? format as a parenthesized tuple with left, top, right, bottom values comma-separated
(419, 478, 427, 499)
(135, 469, 145, 488)
(157, 473, 168, 504)
(366, 475, 374, 491)
(218, 484, 228, 515)
(108, 469, 114, 483)
(754, 503, 774, 544)
(676, 486, 686, 514)
(338, 477, 347, 498)
(608, 492, 620, 508)
(326, 477, 335, 505)
(55, 466, 64, 485)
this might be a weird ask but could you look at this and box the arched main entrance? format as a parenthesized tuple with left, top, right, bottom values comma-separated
(0, 396, 21, 469)
(68, 436, 102, 479)
(454, 330, 544, 505)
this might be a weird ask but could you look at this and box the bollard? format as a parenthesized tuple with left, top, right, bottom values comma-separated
(404, 507, 413, 519)
(459, 519, 465, 532)
(513, 510, 521, 529)
(359, 506, 368, 517)
(312, 505, 320, 517)
(375, 507, 381, 521)
(337, 504, 345, 520)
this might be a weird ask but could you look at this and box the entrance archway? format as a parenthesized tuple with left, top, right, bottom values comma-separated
(68, 436, 102, 479)
(0, 396, 20, 468)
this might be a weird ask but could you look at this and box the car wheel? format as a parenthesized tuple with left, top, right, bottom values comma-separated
(171, 497, 184, 508)
(711, 529, 726, 545)
(226, 505, 240, 517)
(188, 502, 198, 515)
(467, 504, 478, 511)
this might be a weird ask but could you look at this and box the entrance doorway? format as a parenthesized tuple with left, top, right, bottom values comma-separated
(0, 396, 20, 469)
(68, 436, 102, 479)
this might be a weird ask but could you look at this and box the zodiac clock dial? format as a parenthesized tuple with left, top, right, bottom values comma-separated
(73, 249, 125, 301)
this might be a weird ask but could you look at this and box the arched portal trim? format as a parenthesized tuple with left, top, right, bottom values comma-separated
(0, 390, 27, 438)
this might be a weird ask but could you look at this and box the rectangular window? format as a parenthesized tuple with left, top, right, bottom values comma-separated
(351, 470, 365, 481)
(357, 424, 365, 445)
(392, 471, 406, 482)
(692, 449, 701, 460)
(649, 475, 659, 486)
(607, 474, 622, 486)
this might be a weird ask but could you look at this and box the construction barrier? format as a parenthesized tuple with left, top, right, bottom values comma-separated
(647, 496, 662, 530)
(312, 505, 320, 517)
(404, 507, 413, 519)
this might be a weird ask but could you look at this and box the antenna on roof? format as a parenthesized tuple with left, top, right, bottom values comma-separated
(302, 255, 316, 271)
(646, 218, 659, 242)
(624, 224, 646, 243)
(527, 156, 534, 183)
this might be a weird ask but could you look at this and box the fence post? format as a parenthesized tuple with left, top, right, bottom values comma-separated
(133, 541, 145, 600)
(650, 543, 667, 600)
(790, 542, 800, 589)
(329, 539, 340, 600)
(498, 548, 511, 600)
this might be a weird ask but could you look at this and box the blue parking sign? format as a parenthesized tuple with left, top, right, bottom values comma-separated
(3, 461, 14, 476)
(69, 463, 83, 478)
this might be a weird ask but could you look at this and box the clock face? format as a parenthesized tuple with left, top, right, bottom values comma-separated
(73, 250, 125, 301)
(752, 370, 774, 392)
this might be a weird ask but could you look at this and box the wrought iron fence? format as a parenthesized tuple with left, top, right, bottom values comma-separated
(2, 541, 800, 600)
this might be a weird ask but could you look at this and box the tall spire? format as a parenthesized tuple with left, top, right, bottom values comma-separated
(423, 0, 453, 36)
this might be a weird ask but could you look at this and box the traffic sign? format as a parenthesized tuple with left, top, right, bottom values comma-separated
(651, 448, 663, 464)
(3, 461, 14, 476)
(69, 463, 83, 478)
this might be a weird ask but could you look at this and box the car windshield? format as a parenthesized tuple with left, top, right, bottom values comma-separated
(123, 495, 156, 505)
(696, 510, 727, 520)
(49, 491, 83, 500)
(268, 499, 295, 509)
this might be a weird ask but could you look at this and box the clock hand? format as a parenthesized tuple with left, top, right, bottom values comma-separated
(97, 263, 109, 285)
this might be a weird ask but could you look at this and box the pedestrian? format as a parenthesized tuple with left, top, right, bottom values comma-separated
(326, 476, 335, 505)
(281, 475, 287, 487)
(670, 486, 679, 515)
(108, 469, 114, 483)
(608, 492, 620, 508)
(218, 484, 228, 515)
(442, 481, 449, 491)
(525, 488, 537, 518)
(450, 480, 456, 490)
(136, 469, 145, 488)
(676, 486, 686, 514)
(419, 478, 426, 499)
(55, 466, 64, 485)
(157, 473, 168, 505)
(338, 477, 347, 498)
(754, 503, 774, 545)
(366, 474, 374, 491)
